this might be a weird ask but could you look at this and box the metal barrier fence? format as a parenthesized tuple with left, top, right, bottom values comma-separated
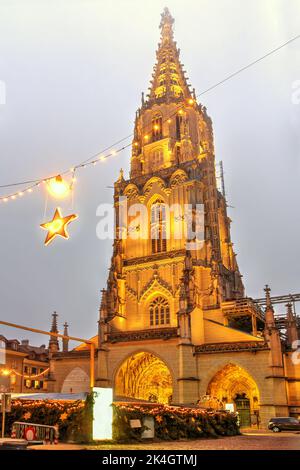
(11, 421, 59, 444)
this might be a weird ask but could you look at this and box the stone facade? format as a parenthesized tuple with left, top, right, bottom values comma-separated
(0, 335, 49, 393)
(47, 9, 300, 427)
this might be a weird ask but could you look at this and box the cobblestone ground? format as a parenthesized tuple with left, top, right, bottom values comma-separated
(87, 432, 300, 451)
(30, 431, 300, 450)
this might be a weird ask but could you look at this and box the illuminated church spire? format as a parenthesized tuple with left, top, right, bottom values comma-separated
(146, 7, 193, 106)
(160, 6, 174, 43)
(131, 8, 212, 180)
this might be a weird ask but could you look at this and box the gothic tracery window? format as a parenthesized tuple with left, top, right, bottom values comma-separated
(152, 115, 163, 141)
(149, 297, 170, 327)
(151, 148, 163, 170)
(176, 114, 183, 140)
(151, 200, 167, 253)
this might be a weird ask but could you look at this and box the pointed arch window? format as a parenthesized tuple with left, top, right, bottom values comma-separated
(176, 114, 183, 140)
(149, 297, 170, 327)
(151, 148, 163, 170)
(152, 115, 163, 141)
(151, 200, 167, 253)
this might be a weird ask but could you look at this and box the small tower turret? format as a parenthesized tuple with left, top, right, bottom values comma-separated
(263, 285, 283, 370)
(286, 302, 298, 348)
(62, 322, 69, 353)
(49, 312, 59, 355)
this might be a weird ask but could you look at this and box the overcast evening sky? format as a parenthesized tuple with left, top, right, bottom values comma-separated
(0, 0, 299, 346)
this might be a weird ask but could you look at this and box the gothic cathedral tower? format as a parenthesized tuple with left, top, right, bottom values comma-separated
(97, 8, 245, 404)
(48, 10, 298, 422)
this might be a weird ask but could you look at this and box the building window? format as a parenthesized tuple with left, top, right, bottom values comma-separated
(152, 115, 163, 142)
(151, 200, 167, 253)
(25, 379, 32, 389)
(151, 149, 163, 170)
(176, 115, 183, 140)
(34, 380, 41, 389)
(10, 375, 16, 385)
(149, 297, 170, 327)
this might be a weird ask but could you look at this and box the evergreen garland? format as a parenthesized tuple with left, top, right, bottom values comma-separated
(112, 404, 240, 442)
(3, 394, 93, 442)
(3, 398, 239, 443)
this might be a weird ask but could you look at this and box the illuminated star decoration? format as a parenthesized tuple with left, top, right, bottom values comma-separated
(40, 207, 78, 246)
(59, 412, 68, 421)
(23, 411, 32, 421)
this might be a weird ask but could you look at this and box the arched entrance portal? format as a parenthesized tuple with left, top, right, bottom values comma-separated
(207, 364, 260, 427)
(115, 352, 172, 404)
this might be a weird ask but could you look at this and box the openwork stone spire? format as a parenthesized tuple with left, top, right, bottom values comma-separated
(160, 7, 175, 44)
(146, 8, 192, 106)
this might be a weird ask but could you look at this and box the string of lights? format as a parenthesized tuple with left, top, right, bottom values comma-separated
(0, 31, 299, 205)
(0, 100, 190, 203)
(0, 366, 50, 379)
(13, 367, 50, 379)
(0, 142, 132, 203)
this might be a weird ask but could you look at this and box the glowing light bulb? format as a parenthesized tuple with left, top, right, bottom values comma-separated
(153, 124, 159, 131)
(188, 98, 194, 105)
(144, 134, 149, 141)
(178, 109, 184, 115)
(1, 368, 11, 376)
(47, 175, 70, 198)
(167, 119, 171, 124)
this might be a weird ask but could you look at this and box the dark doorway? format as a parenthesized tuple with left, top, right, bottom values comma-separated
(235, 393, 251, 427)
